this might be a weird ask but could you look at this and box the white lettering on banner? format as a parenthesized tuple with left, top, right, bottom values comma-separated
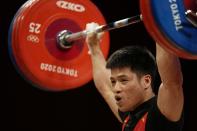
(40, 63, 78, 77)
(56, 0, 85, 12)
(169, 0, 183, 31)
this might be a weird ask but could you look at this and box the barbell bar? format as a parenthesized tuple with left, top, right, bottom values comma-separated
(57, 15, 142, 49)
(185, 10, 197, 27)
(58, 9, 197, 49)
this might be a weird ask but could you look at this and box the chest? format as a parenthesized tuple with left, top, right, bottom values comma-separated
(122, 113, 148, 131)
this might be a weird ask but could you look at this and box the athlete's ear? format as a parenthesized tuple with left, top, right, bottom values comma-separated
(142, 74, 152, 89)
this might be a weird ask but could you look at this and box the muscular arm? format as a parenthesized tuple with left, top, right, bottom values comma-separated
(86, 23, 122, 122)
(156, 44, 184, 121)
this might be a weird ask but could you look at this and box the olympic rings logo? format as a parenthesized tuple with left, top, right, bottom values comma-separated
(26, 34, 40, 43)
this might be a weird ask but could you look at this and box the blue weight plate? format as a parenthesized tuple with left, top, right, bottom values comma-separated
(151, 0, 197, 55)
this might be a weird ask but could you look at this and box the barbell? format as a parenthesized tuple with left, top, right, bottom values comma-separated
(9, 0, 197, 91)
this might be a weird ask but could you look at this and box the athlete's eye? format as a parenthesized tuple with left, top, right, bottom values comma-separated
(120, 79, 128, 84)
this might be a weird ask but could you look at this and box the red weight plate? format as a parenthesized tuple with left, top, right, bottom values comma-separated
(140, 0, 197, 59)
(10, 0, 110, 91)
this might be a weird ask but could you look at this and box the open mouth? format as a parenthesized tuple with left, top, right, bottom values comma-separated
(115, 96, 122, 102)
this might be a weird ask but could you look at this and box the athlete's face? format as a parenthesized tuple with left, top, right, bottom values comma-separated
(110, 67, 151, 112)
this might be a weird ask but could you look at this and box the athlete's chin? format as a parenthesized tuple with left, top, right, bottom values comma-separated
(118, 106, 130, 112)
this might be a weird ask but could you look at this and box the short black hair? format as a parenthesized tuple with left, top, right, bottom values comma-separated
(106, 45, 157, 89)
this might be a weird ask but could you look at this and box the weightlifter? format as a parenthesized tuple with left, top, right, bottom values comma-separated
(85, 23, 184, 131)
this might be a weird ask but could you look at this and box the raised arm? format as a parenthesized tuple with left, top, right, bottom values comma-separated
(156, 44, 184, 121)
(86, 23, 122, 122)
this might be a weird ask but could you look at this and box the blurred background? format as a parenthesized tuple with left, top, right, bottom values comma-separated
(1, 0, 197, 131)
